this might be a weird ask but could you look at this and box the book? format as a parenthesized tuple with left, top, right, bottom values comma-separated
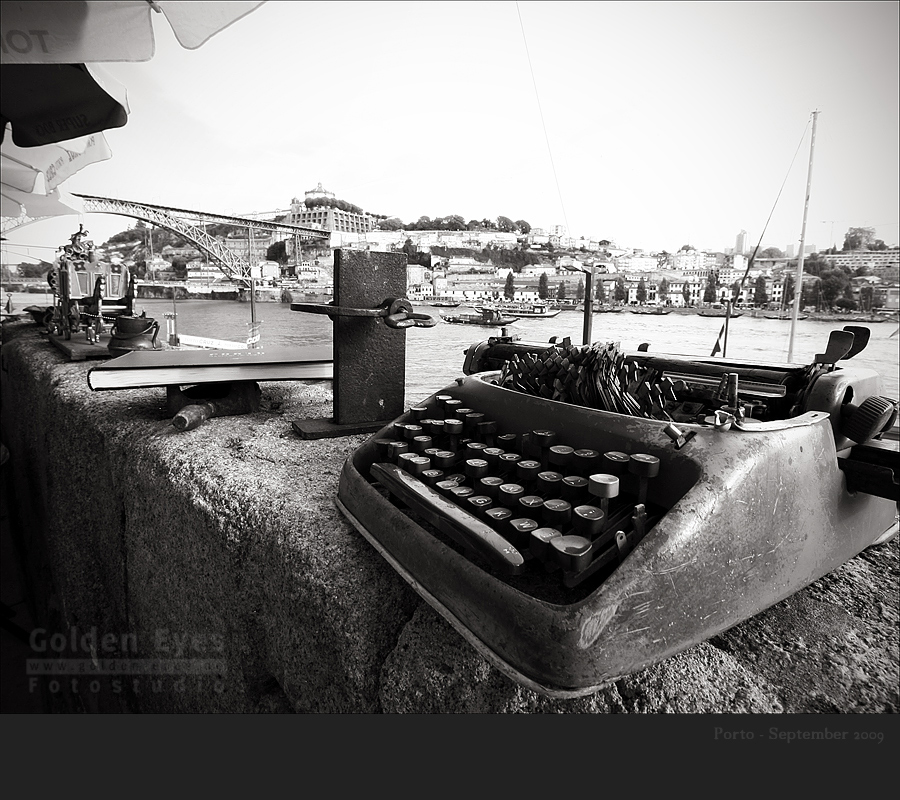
(87, 344, 333, 390)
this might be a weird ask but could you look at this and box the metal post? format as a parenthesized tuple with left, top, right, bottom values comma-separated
(788, 110, 818, 363)
(582, 263, 595, 345)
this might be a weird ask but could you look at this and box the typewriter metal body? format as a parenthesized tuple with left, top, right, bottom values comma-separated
(336, 330, 899, 697)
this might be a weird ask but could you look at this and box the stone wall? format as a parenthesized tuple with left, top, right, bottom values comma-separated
(1, 319, 897, 713)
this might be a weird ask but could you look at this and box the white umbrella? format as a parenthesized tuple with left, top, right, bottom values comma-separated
(1, 1, 267, 63)
(1, 1, 266, 146)
(1, 126, 112, 220)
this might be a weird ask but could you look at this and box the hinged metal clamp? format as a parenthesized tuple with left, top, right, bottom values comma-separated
(291, 297, 436, 329)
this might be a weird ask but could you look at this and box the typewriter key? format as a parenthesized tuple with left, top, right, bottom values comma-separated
(529, 527, 563, 561)
(548, 445, 574, 471)
(629, 454, 660, 506)
(551, 535, 593, 573)
(498, 483, 525, 508)
(507, 517, 539, 547)
(602, 451, 630, 475)
(588, 473, 619, 528)
(542, 498, 572, 528)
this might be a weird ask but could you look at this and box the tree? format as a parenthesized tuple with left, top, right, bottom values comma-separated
(818, 268, 852, 308)
(266, 240, 288, 265)
(753, 275, 768, 306)
(515, 219, 531, 235)
(504, 272, 516, 300)
(595, 278, 606, 303)
(496, 216, 515, 233)
(576, 278, 584, 301)
(842, 226, 875, 251)
(556, 281, 567, 300)
(636, 277, 647, 304)
(760, 247, 784, 259)
(18, 261, 53, 279)
(657, 277, 669, 303)
(171, 258, 187, 280)
(703, 272, 717, 303)
(538, 272, 549, 299)
(615, 275, 627, 303)
(681, 281, 691, 306)
(680, 244, 694, 252)
(657, 251, 670, 269)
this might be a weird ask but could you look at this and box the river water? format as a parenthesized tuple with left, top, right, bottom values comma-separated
(7, 293, 899, 406)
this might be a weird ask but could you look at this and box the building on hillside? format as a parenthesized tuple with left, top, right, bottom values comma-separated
(615, 252, 659, 273)
(824, 250, 899, 271)
(219, 233, 273, 264)
(286, 184, 375, 240)
(735, 230, 749, 255)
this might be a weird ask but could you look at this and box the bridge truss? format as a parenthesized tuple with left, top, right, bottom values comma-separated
(1, 194, 329, 286)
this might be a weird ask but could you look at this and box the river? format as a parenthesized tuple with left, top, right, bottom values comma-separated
(6, 293, 899, 407)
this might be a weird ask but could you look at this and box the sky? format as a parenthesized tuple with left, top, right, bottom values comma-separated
(2, 0, 899, 267)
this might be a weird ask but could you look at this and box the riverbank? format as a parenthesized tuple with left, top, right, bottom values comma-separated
(1, 318, 897, 713)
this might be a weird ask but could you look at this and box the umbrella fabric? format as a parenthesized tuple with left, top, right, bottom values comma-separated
(1, 1, 267, 64)
(1, 126, 111, 219)
(0, 184, 84, 219)
(1, 62, 129, 147)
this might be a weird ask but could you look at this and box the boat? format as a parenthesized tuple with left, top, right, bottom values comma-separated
(441, 307, 518, 326)
(595, 305, 624, 313)
(430, 299, 462, 308)
(476, 302, 561, 319)
(333, 109, 900, 698)
(698, 307, 743, 318)
(629, 306, 672, 315)
(763, 311, 808, 321)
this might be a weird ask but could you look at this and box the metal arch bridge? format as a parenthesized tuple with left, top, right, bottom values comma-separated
(1, 194, 329, 286)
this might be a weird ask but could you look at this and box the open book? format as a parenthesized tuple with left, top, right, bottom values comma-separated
(87, 345, 333, 390)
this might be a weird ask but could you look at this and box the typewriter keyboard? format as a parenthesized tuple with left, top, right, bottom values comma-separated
(366, 390, 669, 596)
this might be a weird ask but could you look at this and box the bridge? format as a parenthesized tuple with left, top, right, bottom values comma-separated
(1, 194, 330, 286)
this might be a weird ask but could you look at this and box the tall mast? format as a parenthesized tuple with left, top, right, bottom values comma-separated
(787, 110, 819, 363)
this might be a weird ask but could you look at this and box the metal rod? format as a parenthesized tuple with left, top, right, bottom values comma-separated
(582, 263, 595, 345)
(788, 109, 818, 363)
(723, 298, 731, 357)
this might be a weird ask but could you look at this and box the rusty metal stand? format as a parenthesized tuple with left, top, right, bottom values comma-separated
(291, 250, 416, 440)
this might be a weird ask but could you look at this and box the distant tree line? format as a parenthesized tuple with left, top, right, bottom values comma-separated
(376, 215, 531, 234)
(303, 196, 364, 215)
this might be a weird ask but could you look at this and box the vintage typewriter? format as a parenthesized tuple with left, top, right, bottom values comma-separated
(336, 328, 899, 697)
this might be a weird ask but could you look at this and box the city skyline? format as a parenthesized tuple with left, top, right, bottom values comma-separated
(2, 2, 898, 266)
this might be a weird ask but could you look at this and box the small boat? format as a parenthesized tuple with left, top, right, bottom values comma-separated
(441, 307, 518, 326)
(430, 299, 462, 308)
(763, 312, 808, 321)
(595, 305, 624, 313)
(629, 306, 672, 315)
(476, 302, 561, 319)
(698, 307, 743, 318)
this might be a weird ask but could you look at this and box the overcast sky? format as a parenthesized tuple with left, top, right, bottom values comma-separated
(3, 0, 898, 266)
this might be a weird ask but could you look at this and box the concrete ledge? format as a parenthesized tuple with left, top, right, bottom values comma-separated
(1, 320, 897, 713)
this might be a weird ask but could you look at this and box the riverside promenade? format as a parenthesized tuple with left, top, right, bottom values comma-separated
(1, 318, 897, 714)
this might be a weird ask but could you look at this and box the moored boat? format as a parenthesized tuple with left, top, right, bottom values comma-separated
(441, 307, 518, 326)
(476, 302, 561, 319)
(698, 307, 743, 318)
(630, 306, 672, 315)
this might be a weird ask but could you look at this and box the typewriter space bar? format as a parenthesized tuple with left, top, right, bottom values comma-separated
(371, 462, 526, 575)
